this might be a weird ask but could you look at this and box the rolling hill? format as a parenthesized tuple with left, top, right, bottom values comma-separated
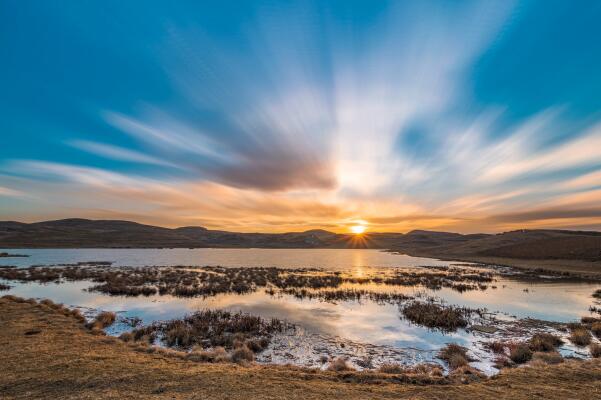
(1, 219, 600, 263)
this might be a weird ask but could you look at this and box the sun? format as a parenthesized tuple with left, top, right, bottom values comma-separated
(350, 225, 367, 234)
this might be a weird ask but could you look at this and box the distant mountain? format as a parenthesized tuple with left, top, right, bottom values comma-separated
(390, 229, 601, 262)
(0, 218, 354, 249)
(1, 219, 600, 262)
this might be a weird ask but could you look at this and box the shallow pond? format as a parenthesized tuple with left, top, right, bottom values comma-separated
(1, 248, 600, 374)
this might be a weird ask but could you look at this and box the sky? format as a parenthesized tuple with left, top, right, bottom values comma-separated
(1, 0, 601, 233)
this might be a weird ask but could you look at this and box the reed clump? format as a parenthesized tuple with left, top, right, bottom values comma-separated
(401, 301, 476, 331)
(129, 309, 289, 356)
(569, 326, 592, 346)
(327, 357, 354, 372)
(528, 333, 563, 352)
(87, 311, 116, 330)
(589, 343, 601, 358)
(509, 343, 532, 364)
(531, 351, 563, 365)
(438, 343, 473, 369)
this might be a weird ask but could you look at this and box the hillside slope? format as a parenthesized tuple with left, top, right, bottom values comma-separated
(1, 220, 600, 266)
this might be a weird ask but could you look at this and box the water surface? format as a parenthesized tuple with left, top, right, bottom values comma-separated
(2, 248, 600, 373)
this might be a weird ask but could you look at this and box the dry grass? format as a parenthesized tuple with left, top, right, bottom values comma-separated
(86, 311, 117, 330)
(438, 344, 473, 369)
(486, 341, 506, 354)
(509, 344, 533, 364)
(569, 327, 592, 347)
(401, 301, 476, 331)
(591, 322, 601, 338)
(327, 357, 355, 372)
(531, 351, 563, 365)
(528, 333, 563, 352)
(590, 344, 601, 358)
(377, 363, 406, 374)
(130, 309, 287, 351)
(2, 295, 601, 399)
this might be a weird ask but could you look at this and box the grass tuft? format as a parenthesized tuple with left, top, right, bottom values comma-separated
(569, 327, 592, 347)
(87, 311, 117, 330)
(401, 301, 474, 331)
(438, 343, 472, 369)
(589, 343, 601, 358)
(528, 333, 563, 352)
(327, 357, 354, 372)
(531, 351, 563, 365)
(591, 322, 601, 339)
(509, 343, 532, 364)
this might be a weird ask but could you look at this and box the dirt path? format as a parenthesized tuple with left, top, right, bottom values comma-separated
(1, 296, 601, 399)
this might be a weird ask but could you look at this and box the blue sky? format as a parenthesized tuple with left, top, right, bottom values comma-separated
(1, 0, 601, 232)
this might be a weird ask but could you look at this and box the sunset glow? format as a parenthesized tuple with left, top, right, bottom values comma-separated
(350, 225, 367, 235)
(2, 1, 601, 233)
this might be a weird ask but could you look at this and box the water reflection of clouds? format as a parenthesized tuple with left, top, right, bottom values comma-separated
(3, 249, 600, 358)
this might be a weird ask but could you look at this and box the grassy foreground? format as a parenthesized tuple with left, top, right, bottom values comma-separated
(2, 297, 601, 399)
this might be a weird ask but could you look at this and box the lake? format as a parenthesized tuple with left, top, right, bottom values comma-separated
(1, 248, 600, 374)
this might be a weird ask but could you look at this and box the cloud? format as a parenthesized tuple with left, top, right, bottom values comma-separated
(0, 186, 23, 197)
(69, 140, 178, 168)
(105, 110, 337, 191)
(4, 1, 601, 233)
(478, 122, 601, 184)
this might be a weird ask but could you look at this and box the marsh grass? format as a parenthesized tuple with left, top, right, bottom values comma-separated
(377, 363, 444, 377)
(486, 341, 506, 354)
(589, 343, 601, 358)
(528, 333, 563, 352)
(276, 288, 413, 304)
(438, 344, 473, 369)
(591, 322, 601, 338)
(509, 343, 533, 364)
(401, 301, 476, 331)
(531, 351, 563, 365)
(569, 327, 592, 346)
(129, 309, 288, 354)
(327, 357, 354, 372)
(87, 311, 117, 330)
(0, 264, 497, 301)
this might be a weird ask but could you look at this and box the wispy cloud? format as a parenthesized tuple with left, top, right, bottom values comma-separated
(69, 140, 178, 168)
(3, 1, 601, 232)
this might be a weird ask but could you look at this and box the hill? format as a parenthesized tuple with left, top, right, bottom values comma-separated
(1, 220, 600, 269)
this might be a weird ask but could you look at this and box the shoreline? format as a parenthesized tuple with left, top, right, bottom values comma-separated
(2, 295, 601, 399)
(2, 246, 600, 279)
(387, 250, 601, 279)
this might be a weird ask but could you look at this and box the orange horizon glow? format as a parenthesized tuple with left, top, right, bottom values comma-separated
(350, 224, 367, 234)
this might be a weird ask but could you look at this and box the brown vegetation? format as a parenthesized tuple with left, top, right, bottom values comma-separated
(528, 333, 563, 352)
(569, 327, 592, 346)
(509, 344, 533, 364)
(87, 311, 117, 330)
(531, 351, 563, 365)
(327, 357, 354, 372)
(401, 301, 477, 331)
(2, 295, 601, 399)
(485, 341, 506, 354)
(128, 309, 288, 352)
(589, 344, 601, 358)
(0, 263, 498, 302)
(438, 343, 473, 369)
